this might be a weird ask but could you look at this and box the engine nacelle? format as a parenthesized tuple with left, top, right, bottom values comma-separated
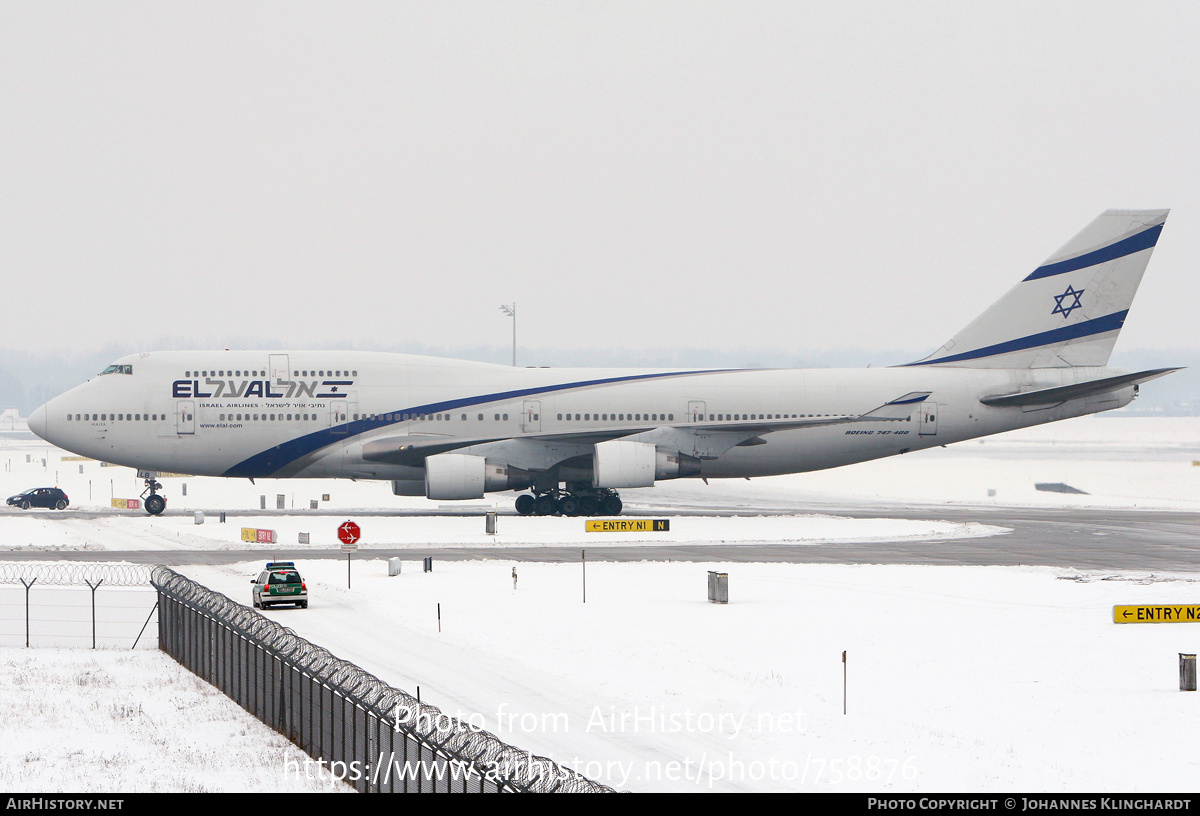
(425, 453, 487, 500)
(593, 440, 656, 488)
(656, 450, 703, 480)
(423, 453, 528, 500)
(593, 440, 703, 487)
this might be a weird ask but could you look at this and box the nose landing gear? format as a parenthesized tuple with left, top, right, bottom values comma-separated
(140, 474, 166, 516)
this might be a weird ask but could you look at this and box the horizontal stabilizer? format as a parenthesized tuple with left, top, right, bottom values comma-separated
(979, 368, 1182, 407)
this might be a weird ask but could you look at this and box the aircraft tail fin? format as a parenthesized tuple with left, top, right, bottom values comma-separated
(909, 209, 1168, 368)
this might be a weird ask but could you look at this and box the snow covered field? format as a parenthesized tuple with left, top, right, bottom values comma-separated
(0, 416, 1198, 791)
(182, 557, 1200, 792)
(0, 647, 349, 792)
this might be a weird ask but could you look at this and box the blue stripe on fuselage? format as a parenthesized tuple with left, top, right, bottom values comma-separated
(221, 368, 738, 478)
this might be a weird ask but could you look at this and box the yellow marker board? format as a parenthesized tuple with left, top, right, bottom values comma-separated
(1113, 605, 1200, 623)
(241, 527, 277, 543)
(585, 519, 670, 533)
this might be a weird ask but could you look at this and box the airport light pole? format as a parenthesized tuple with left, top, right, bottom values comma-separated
(499, 302, 516, 366)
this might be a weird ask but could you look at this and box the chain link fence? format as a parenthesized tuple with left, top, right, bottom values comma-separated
(152, 566, 614, 793)
(0, 562, 158, 648)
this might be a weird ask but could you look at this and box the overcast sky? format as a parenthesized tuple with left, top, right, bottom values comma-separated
(2, 2, 1198, 362)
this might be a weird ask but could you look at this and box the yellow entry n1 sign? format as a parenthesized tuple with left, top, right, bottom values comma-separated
(241, 527, 277, 544)
(585, 519, 670, 533)
(1113, 605, 1200, 623)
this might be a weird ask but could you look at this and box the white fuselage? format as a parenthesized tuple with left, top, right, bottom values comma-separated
(29, 350, 1134, 487)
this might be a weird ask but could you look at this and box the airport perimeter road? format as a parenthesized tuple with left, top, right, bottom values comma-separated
(1, 505, 1198, 571)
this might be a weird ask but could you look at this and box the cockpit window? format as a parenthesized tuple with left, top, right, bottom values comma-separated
(99, 364, 133, 376)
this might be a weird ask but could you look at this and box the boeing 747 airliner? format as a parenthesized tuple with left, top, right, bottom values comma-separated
(28, 210, 1179, 516)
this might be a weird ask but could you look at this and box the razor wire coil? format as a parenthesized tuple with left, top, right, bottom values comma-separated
(0, 562, 152, 586)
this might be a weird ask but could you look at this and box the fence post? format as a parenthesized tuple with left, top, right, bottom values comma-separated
(20, 578, 36, 647)
(277, 655, 286, 733)
(85, 578, 104, 648)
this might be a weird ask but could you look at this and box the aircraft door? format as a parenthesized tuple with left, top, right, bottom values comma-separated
(688, 400, 706, 422)
(330, 396, 356, 435)
(919, 403, 939, 436)
(521, 400, 541, 433)
(176, 401, 195, 435)
(269, 354, 290, 385)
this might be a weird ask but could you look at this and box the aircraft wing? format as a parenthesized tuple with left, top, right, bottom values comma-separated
(361, 392, 932, 467)
(362, 434, 509, 466)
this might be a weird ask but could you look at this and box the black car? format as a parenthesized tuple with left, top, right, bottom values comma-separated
(7, 487, 69, 510)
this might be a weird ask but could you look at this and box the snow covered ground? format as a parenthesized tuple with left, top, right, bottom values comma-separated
(181, 557, 1200, 792)
(0, 415, 1198, 791)
(0, 647, 349, 792)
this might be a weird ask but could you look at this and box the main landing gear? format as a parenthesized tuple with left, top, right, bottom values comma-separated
(514, 487, 623, 517)
(141, 476, 166, 516)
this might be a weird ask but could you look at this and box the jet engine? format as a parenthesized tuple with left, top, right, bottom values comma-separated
(592, 440, 701, 488)
(423, 453, 531, 500)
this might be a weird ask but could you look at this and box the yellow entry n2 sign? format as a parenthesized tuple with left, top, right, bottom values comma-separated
(585, 519, 670, 533)
(1113, 605, 1200, 623)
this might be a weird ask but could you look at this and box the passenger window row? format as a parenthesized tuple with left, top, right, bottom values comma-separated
(186, 370, 263, 377)
(181, 369, 358, 378)
(547, 413, 841, 422)
(352, 413, 511, 422)
(694, 413, 837, 420)
(62, 409, 838, 426)
(556, 413, 676, 422)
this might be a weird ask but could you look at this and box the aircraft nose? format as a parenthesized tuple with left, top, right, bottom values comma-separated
(27, 404, 48, 441)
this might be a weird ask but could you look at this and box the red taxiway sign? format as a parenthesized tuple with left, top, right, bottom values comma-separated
(338, 520, 361, 545)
